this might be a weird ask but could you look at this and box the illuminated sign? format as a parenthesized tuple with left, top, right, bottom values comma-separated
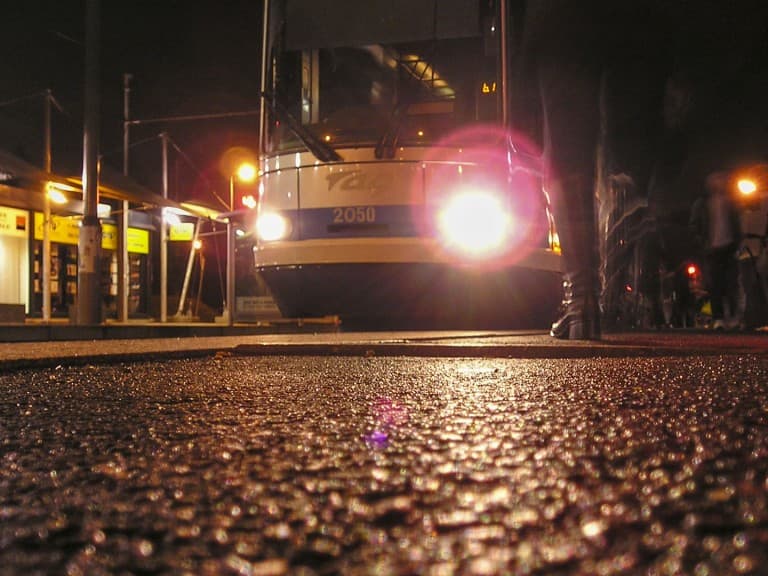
(127, 228, 149, 254)
(102, 223, 117, 250)
(34, 213, 150, 254)
(169, 222, 195, 241)
(481, 81, 497, 94)
(34, 212, 80, 245)
(0, 206, 28, 239)
(102, 224, 150, 254)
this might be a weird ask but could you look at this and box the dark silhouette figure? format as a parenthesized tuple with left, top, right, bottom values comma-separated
(517, 2, 609, 339)
(517, 1, 670, 339)
(689, 171, 742, 329)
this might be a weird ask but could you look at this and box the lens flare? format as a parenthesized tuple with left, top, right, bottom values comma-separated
(413, 124, 549, 269)
(437, 190, 511, 256)
(364, 398, 409, 450)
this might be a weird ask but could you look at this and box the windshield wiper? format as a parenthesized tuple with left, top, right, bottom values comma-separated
(268, 94, 342, 163)
(375, 102, 407, 159)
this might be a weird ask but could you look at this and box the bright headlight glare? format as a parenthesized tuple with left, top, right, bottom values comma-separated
(256, 211, 288, 242)
(437, 191, 511, 256)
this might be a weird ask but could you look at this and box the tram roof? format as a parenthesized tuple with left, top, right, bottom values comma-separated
(283, 0, 480, 50)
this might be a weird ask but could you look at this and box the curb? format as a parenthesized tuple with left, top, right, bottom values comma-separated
(0, 343, 688, 374)
(232, 342, 751, 359)
(2, 335, 766, 374)
(0, 348, 223, 374)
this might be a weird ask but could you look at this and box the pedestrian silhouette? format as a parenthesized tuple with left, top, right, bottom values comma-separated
(689, 171, 742, 329)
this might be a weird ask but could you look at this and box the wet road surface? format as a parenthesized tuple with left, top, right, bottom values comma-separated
(2, 354, 768, 575)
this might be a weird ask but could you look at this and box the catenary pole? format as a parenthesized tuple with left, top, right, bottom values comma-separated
(77, 0, 102, 324)
(160, 132, 169, 323)
(42, 90, 52, 322)
(118, 73, 132, 322)
(226, 177, 235, 325)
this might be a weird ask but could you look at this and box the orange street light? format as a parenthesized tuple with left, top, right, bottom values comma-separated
(737, 178, 758, 197)
(236, 162, 257, 183)
(229, 162, 257, 210)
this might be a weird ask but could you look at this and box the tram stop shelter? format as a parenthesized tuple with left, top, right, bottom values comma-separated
(0, 149, 223, 324)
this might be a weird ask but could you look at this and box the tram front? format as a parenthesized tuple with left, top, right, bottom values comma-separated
(254, 0, 562, 327)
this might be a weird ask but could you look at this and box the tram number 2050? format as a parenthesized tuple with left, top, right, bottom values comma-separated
(332, 206, 377, 224)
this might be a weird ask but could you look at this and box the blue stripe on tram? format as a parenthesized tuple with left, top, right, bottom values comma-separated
(297, 205, 422, 239)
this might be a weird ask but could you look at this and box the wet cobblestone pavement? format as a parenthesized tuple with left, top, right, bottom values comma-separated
(2, 354, 768, 575)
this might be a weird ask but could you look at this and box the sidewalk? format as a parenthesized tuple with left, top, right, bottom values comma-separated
(0, 316, 340, 343)
(1, 323, 766, 372)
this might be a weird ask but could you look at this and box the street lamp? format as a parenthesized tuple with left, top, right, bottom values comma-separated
(229, 162, 257, 210)
(46, 183, 70, 205)
(737, 178, 758, 198)
(225, 162, 257, 325)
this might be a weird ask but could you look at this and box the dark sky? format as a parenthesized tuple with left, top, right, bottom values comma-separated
(3, 1, 768, 211)
(2, 1, 264, 206)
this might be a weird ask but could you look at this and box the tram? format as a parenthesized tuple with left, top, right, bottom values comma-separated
(253, 0, 563, 327)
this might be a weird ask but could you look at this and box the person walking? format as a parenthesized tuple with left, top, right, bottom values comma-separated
(689, 171, 742, 329)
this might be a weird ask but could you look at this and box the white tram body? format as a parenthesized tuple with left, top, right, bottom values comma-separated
(253, 0, 562, 327)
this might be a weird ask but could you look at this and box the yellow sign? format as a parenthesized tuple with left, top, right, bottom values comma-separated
(0, 206, 28, 239)
(34, 213, 80, 245)
(100, 224, 150, 254)
(34, 213, 150, 254)
(169, 222, 195, 241)
(102, 223, 118, 250)
(127, 228, 149, 254)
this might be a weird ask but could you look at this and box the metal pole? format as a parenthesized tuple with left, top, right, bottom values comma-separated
(175, 219, 200, 318)
(160, 132, 168, 323)
(42, 90, 52, 322)
(77, 0, 102, 325)
(230, 174, 234, 213)
(195, 253, 206, 317)
(258, 0, 270, 156)
(500, 0, 509, 128)
(119, 73, 132, 322)
(43, 90, 52, 172)
(226, 176, 235, 325)
(123, 75, 131, 175)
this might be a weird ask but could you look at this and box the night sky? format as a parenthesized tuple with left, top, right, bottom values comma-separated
(2, 1, 264, 207)
(2, 1, 768, 213)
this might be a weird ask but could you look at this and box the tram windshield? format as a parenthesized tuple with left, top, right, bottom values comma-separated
(265, 0, 503, 156)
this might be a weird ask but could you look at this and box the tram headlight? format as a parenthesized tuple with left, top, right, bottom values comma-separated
(256, 211, 289, 242)
(436, 190, 511, 257)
